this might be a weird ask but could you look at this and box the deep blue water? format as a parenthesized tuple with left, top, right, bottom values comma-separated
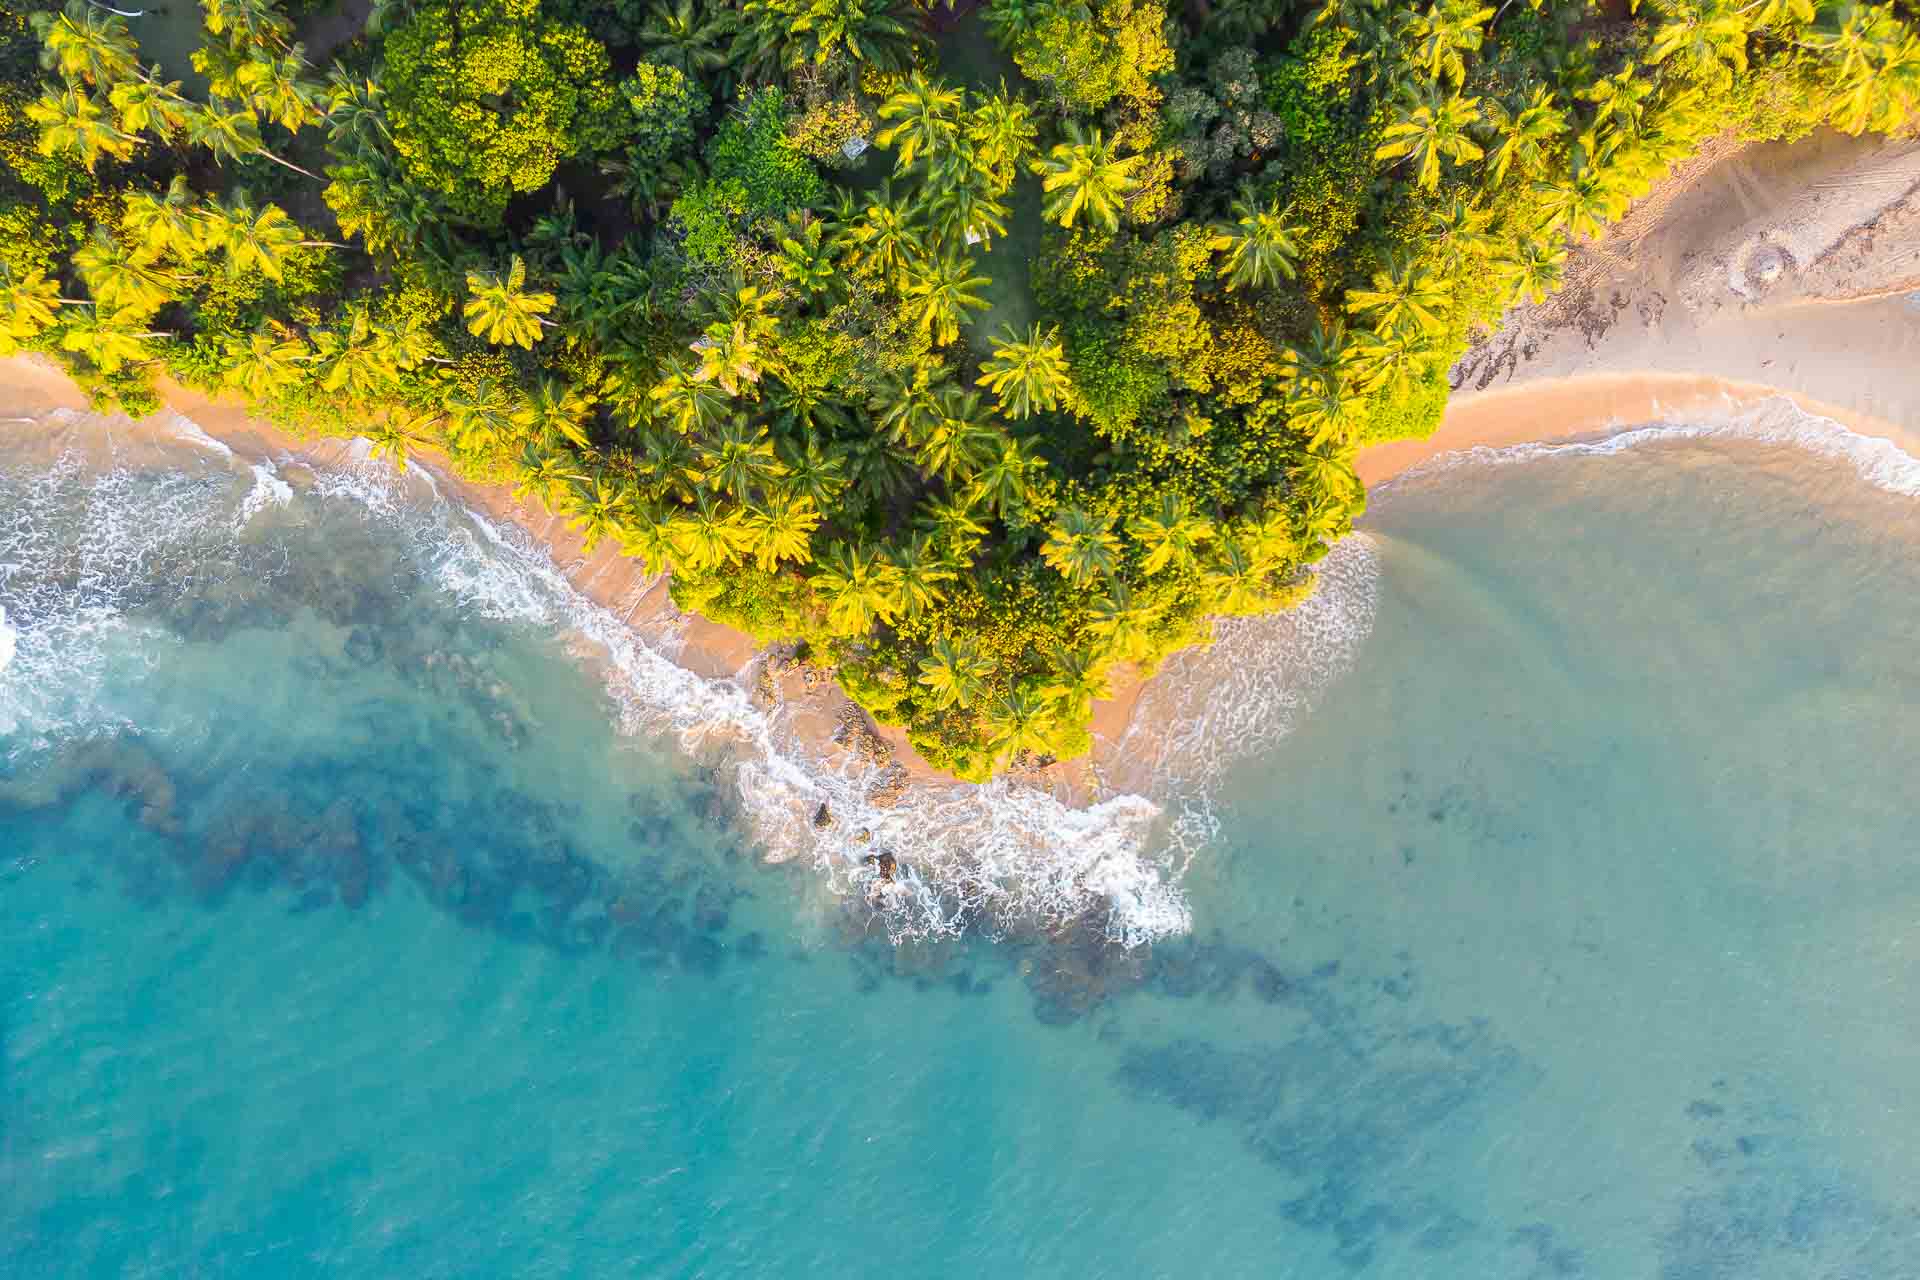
(4, 408, 1920, 1277)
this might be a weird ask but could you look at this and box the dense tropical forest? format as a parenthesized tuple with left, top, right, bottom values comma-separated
(2, 0, 1915, 777)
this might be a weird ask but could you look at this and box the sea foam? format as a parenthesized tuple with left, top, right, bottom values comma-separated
(0, 411, 1386, 946)
(0, 435, 248, 747)
(302, 443, 1221, 945)
(1391, 394, 1920, 497)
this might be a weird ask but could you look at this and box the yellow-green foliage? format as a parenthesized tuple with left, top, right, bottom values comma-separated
(383, 0, 622, 222)
(11, 0, 1920, 780)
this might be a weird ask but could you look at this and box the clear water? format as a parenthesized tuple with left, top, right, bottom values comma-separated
(4, 409, 1919, 1277)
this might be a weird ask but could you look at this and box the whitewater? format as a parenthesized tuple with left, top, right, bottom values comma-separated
(4, 392, 1914, 945)
(0, 409, 1384, 945)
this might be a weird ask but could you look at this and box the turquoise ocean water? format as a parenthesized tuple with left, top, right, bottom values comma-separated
(3, 402, 1919, 1277)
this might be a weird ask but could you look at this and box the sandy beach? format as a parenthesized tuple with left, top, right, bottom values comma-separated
(1370, 128, 1920, 484)
(6, 128, 1920, 801)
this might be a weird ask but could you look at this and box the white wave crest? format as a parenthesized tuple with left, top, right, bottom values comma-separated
(295, 448, 1198, 945)
(165, 413, 235, 458)
(0, 443, 249, 746)
(1113, 537, 1383, 862)
(235, 461, 293, 530)
(1392, 394, 1920, 496)
(0, 605, 15, 674)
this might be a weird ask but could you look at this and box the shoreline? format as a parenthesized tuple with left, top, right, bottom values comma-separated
(8, 130, 1920, 801)
(8, 348, 1915, 802)
(1357, 370, 1920, 489)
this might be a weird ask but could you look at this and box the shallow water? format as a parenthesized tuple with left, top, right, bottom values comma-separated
(4, 407, 1919, 1275)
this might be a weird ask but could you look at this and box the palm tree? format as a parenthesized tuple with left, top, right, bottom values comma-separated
(670, 489, 750, 569)
(1376, 92, 1484, 190)
(1041, 505, 1120, 588)
(240, 48, 322, 134)
(912, 388, 997, 484)
(1346, 252, 1449, 339)
(1351, 325, 1429, 402)
(203, 0, 294, 50)
(691, 320, 767, 395)
(0, 266, 82, 351)
(744, 489, 819, 570)
(813, 540, 903, 634)
(1495, 234, 1567, 304)
(109, 74, 192, 136)
(32, 1, 139, 88)
(891, 535, 956, 617)
(220, 325, 310, 399)
(874, 72, 962, 173)
(976, 324, 1072, 419)
(57, 307, 163, 373)
(1426, 195, 1496, 272)
(618, 508, 681, 576)
(915, 491, 991, 556)
(1283, 317, 1362, 389)
(1210, 196, 1302, 291)
(1287, 376, 1370, 450)
(564, 474, 637, 553)
(1483, 85, 1568, 186)
(524, 375, 597, 450)
(324, 70, 388, 152)
(1241, 498, 1304, 565)
(1806, 4, 1920, 134)
(1289, 444, 1361, 505)
(27, 85, 136, 171)
(513, 443, 585, 505)
(776, 435, 850, 509)
(650, 358, 731, 435)
(840, 187, 925, 279)
(1034, 125, 1140, 231)
(182, 100, 319, 179)
(739, 0, 914, 82)
(1533, 146, 1625, 241)
(983, 0, 1049, 45)
(121, 176, 200, 259)
(202, 194, 339, 282)
(967, 434, 1044, 518)
(640, 0, 736, 77)
(1086, 580, 1157, 662)
(699, 417, 782, 496)
(777, 215, 836, 297)
(72, 228, 183, 315)
(1038, 644, 1111, 718)
(1202, 540, 1273, 615)
(984, 684, 1056, 763)
(966, 83, 1037, 193)
(901, 253, 990, 347)
(1407, 0, 1495, 86)
(929, 181, 1009, 252)
(1128, 492, 1214, 576)
(841, 432, 916, 507)
(464, 256, 556, 350)
(367, 409, 438, 471)
(444, 378, 535, 453)
(917, 636, 992, 709)
(871, 363, 945, 443)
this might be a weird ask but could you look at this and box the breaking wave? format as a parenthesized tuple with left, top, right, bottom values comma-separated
(0, 438, 264, 746)
(306, 447, 1209, 946)
(1389, 394, 1920, 497)
(0, 409, 1387, 947)
(1113, 537, 1383, 865)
